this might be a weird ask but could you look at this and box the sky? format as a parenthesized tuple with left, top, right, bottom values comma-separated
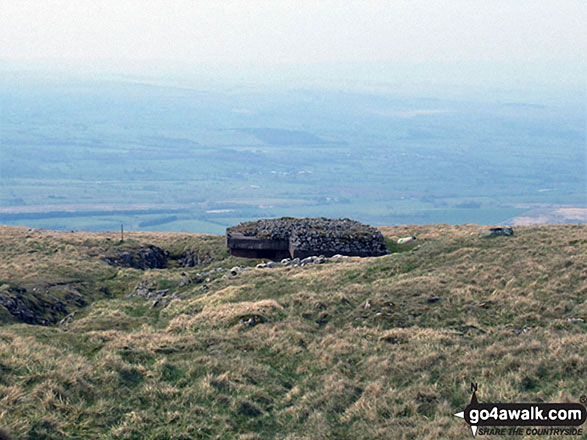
(1, 0, 585, 90)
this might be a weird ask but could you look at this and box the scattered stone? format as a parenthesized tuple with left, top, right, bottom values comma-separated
(380, 334, 406, 344)
(230, 266, 242, 276)
(201, 285, 209, 291)
(567, 317, 584, 323)
(364, 300, 372, 309)
(130, 281, 154, 298)
(156, 290, 168, 298)
(480, 227, 514, 238)
(179, 274, 203, 287)
(151, 299, 168, 308)
(179, 249, 213, 267)
(330, 254, 349, 261)
(256, 263, 266, 269)
(512, 326, 532, 335)
(281, 258, 291, 265)
(179, 277, 191, 287)
(59, 311, 75, 327)
(265, 261, 276, 268)
(427, 296, 441, 304)
(239, 314, 266, 327)
(229, 265, 249, 275)
(316, 313, 329, 326)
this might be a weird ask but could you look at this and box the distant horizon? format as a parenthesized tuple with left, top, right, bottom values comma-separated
(1, 0, 585, 96)
(2, 58, 585, 106)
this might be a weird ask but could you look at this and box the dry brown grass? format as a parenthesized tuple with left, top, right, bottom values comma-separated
(0, 224, 585, 439)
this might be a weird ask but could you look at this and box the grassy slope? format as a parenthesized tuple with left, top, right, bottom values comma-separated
(0, 224, 585, 439)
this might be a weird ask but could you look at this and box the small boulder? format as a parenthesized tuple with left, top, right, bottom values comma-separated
(230, 266, 241, 276)
(239, 314, 266, 327)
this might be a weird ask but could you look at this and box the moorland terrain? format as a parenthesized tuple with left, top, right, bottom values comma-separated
(0, 223, 585, 439)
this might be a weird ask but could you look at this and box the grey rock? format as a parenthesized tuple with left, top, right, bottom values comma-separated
(104, 245, 168, 269)
(480, 227, 514, 238)
(179, 249, 213, 267)
(151, 299, 168, 308)
(156, 290, 168, 298)
(179, 276, 191, 287)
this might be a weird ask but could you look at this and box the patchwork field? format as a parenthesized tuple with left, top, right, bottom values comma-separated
(2, 78, 585, 233)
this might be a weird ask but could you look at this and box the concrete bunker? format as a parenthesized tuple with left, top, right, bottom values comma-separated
(226, 217, 388, 260)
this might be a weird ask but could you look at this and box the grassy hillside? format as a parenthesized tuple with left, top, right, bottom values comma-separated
(0, 224, 585, 439)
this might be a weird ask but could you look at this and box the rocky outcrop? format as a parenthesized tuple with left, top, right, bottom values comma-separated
(227, 217, 388, 259)
(104, 245, 168, 269)
(480, 227, 514, 238)
(0, 286, 69, 326)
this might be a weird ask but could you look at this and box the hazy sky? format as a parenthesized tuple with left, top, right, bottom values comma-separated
(1, 0, 584, 63)
(1, 0, 585, 91)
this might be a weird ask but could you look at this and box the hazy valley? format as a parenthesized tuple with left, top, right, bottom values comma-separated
(1, 75, 584, 234)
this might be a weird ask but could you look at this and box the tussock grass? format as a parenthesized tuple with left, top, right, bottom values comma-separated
(0, 224, 585, 439)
